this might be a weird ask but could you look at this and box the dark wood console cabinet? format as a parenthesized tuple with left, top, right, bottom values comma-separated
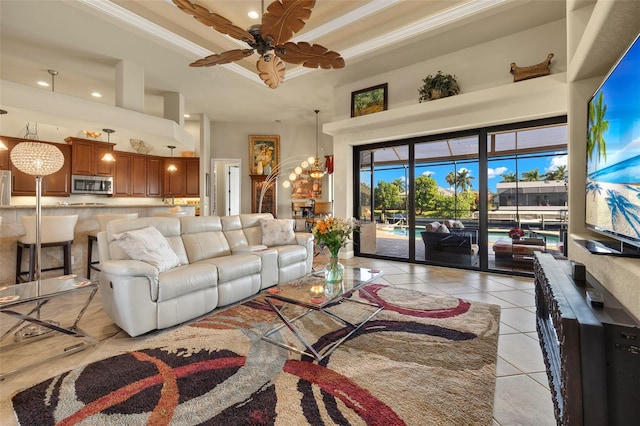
(251, 174, 276, 216)
(533, 253, 639, 426)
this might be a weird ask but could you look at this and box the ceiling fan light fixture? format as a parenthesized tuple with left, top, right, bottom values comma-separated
(248, 10, 259, 19)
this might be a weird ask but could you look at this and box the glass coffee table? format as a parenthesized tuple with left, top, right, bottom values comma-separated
(261, 267, 383, 361)
(0, 275, 98, 380)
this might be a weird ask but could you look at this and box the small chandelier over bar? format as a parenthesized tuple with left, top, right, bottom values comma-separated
(167, 146, 177, 172)
(101, 128, 115, 162)
(0, 109, 8, 150)
(308, 109, 325, 180)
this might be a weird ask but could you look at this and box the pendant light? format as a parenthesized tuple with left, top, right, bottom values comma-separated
(101, 128, 116, 162)
(308, 109, 325, 179)
(0, 109, 8, 150)
(167, 145, 177, 171)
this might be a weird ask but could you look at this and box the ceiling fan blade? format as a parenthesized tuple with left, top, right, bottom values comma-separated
(278, 42, 345, 69)
(190, 49, 254, 67)
(256, 54, 286, 89)
(172, 0, 253, 42)
(261, 0, 315, 45)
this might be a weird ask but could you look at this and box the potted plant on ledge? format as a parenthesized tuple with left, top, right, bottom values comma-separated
(418, 70, 460, 102)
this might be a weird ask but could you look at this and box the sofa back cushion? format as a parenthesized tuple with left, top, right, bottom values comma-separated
(106, 217, 188, 264)
(180, 216, 231, 263)
(221, 215, 249, 251)
(239, 213, 274, 245)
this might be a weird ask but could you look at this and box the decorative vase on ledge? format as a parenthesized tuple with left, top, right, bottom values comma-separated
(324, 256, 345, 286)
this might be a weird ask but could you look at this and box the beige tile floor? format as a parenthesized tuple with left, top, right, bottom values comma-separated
(0, 257, 555, 425)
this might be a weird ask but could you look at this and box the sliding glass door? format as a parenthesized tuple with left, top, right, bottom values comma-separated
(353, 117, 567, 275)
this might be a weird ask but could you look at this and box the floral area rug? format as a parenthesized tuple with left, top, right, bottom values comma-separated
(12, 284, 500, 425)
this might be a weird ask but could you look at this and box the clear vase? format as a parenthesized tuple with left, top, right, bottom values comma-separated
(324, 257, 345, 288)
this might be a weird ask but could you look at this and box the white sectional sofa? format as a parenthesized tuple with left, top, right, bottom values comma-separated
(96, 213, 313, 336)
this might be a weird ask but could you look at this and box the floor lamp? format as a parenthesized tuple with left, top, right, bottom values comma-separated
(10, 141, 64, 338)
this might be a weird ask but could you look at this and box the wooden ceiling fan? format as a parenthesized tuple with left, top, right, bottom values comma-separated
(172, 0, 345, 89)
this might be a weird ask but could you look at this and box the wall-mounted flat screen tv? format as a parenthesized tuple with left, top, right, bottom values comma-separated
(584, 33, 640, 255)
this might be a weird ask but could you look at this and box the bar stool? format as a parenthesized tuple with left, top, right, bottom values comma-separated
(16, 215, 78, 283)
(87, 213, 138, 279)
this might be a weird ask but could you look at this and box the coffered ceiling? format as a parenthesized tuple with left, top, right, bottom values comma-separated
(0, 0, 565, 125)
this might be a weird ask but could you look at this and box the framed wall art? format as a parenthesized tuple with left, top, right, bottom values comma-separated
(351, 83, 388, 117)
(249, 135, 280, 175)
(291, 171, 322, 200)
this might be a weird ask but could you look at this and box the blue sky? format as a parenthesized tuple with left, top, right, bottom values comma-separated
(589, 35, 640, 170)
(367, 153, 567, 193)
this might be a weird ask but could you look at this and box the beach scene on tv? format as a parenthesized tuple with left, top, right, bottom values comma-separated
(586, 36, 640, 242)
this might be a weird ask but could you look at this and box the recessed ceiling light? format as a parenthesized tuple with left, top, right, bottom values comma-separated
(248, 10, 259, 19)
(184, 114, 191, 118)
(91, 92, 102, 98)
(37, 81, 49, 87)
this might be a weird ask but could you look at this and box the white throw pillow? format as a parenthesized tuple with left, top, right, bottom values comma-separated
(260, 219, 296, 246)
(437, 224, 450, 233)
(116, 226, 180, 272)
(452, 220, 465, 229)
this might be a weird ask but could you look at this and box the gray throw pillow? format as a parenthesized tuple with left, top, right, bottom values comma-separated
(260, 219, 296, 246)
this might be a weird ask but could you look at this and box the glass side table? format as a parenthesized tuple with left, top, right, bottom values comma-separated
(0, 275, 98, 380)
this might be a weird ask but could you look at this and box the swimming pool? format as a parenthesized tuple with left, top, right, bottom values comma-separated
(381, 226, 560, 244)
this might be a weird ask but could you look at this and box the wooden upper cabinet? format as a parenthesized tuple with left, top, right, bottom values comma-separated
(112, 152, 148, 197)
(146, 156, 163, 197)
(1, 136, 72, 196)
(65, 137, 114, 176)
(184, 158, 200, 197)
(0, 138, 9, 170)
(162, 157, 200, 198)
(130, 155, 147, 197)
(113, 152, 132, 197)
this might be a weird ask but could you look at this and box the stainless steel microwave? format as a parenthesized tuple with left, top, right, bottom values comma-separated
(71, 175, 113, 195)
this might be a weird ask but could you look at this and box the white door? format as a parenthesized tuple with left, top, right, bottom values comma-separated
(226, 164, 240, 215)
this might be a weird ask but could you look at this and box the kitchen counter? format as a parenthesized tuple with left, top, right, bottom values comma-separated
(0, 204, 196, 285)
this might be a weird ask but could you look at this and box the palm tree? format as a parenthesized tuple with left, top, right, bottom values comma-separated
(544, 165, 567, 181)
(605, 189, 640, 238)
(521, 168, 542, 181)
(456, 169, 474, 191)
(445, 171, 456, 190)
(500, 171, 517, 182)
(588, 91, 609, 168)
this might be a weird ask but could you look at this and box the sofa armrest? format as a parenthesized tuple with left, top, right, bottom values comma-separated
(100, 259, 159, 279)
(295, 232, 314, 272)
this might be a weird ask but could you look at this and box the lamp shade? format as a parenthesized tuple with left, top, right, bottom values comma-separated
(10, 141, 64, 176)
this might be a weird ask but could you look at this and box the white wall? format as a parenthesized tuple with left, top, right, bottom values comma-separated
(333, 19, 567, 120)
(210, 120, 331, 216)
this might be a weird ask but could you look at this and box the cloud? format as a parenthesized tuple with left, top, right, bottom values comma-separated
(421, 170, 435, 177)
(487, 166, 508, 179)
(546, 154, 567, 172)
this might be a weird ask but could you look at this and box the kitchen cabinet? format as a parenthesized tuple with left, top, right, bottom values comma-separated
(65, 137, 114, 176)
(251, 174, 276, 216)
(0, 138, 9, 170)
(146, 156, 163, 197)
(184, 158, 200, 197)
(2, 137, 72, 196)
(113, 152, 148, 197)
(163, 157, 199, 197)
